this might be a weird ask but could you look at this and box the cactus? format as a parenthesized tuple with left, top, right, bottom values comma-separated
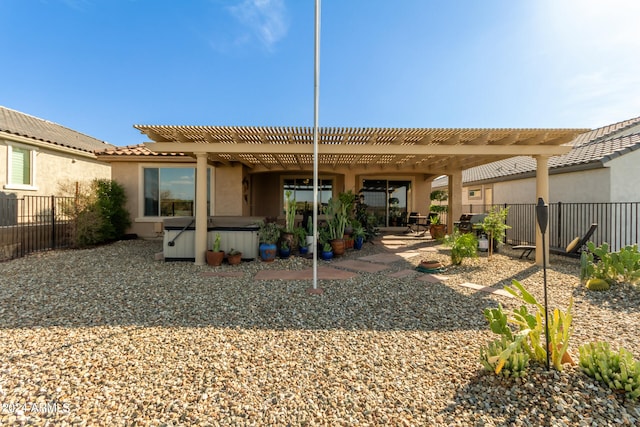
(579, 342, 640, 400)
(480, 335, 530, 378)
(213, 233, 221, 252)
(586, 278, 610, 291)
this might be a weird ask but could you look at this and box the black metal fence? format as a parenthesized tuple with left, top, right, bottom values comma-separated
(0, 195, 75, 261)
(464, 202, 640, 251)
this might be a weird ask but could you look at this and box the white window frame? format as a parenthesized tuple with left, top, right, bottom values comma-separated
(4, 142, 38, 191)
(136, 163, 212, 222)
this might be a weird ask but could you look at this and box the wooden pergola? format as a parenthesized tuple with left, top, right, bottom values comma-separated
(138, 125, 589, 265)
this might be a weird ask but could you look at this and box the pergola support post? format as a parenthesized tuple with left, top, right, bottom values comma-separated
(194, 152, 208, 265)
(448, 171, 463, 233)
(535, 155, 550, 266)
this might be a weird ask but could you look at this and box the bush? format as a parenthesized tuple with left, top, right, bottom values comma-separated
(64, 179, 131, 247)
(444, 231, 478, 265)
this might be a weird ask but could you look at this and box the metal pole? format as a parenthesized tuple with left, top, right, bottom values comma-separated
(536, 197, 550, 370)
(308, 0, 322, 295)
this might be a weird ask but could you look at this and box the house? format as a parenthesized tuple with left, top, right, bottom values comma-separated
(431, 116, 640, 250)
(0, 106, 113, 197)
(431, 116, 640, 206)
(97, 125, 587, 265)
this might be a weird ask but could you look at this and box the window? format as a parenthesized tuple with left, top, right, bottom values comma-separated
(469, 188, 482, 200)
(283, 177, 333, 214)
(143, 167, 210, 217)
(5, 144, 37, 190)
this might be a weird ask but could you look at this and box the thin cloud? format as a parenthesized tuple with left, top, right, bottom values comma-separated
(228, 0, 289, 51)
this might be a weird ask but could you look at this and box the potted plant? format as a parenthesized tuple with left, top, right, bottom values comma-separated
(352, 220, 365, 250)
(429, 215, 447, 240)
(258, 221, 281, 262)
(481, 206, 511, 259)
(206, 232, 225, 266)
(324, 196, 348, 256)
(339, 190, 357, 234)
(279, 240, 291, 259)
(227, 248, 242, 265)
(321, 242, 333, 260)
(295, 226, 309, 255)
(280, 190, 298, 252)
(305, 216, 315, 254)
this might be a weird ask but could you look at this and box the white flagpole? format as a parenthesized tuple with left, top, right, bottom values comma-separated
(308, 0, 322, 295)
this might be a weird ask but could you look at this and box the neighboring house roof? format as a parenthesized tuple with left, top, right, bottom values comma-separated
(98, 144, 189, 158)
(0, 106, 113, 153)
(432, 116, 640, 188)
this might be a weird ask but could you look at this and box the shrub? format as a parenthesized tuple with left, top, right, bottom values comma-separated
(444, 231, 478, 265)
(62, 179, 131, 248)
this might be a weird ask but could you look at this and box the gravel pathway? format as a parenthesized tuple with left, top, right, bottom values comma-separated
(1, 238, 639, 426)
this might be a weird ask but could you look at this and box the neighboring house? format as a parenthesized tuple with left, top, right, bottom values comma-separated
(431, 116, 640, 250)
(431, 116, 640, 206)
(0, 106, 113, 197)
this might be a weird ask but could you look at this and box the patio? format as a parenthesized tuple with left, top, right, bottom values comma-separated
(0, 237, 638, 424)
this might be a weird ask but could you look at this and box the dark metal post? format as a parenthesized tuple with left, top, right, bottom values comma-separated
(536, 197, 550, 370)
(51, 195, 56, 249)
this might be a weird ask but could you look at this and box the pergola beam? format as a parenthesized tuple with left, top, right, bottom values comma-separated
(144, 142, 573, 156)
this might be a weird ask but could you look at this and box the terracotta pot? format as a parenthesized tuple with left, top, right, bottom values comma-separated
(206, 250, 225, 266)
(429, 224, 447, 240)
(330, 238, 345, 256)
(227, 252, 242, 265)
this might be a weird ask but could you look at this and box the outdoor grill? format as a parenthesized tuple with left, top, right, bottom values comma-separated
(456, 213, 487, 234)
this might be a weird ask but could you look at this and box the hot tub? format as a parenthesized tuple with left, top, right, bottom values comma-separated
(163, 216, 263, 261)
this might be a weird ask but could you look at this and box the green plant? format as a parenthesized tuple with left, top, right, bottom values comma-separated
(258, 221, 281, 244)
(481, 206, 511, 259)
(324, 197, 349, 240)
(429, 190, 448, 214)
(306, 216, 314, 237)
(280, 240, 289, 250)
(584, 242, 640, 286)
(212, 233, 221, 252)
(352, 220, 365, 239)
(227, 248, 241, 256)
(505, 280, 574, 371)
(284, 190, 297, 233)
(444, 231, 478, 265)
(322, 242, 332, 252)
(586, 278, 610, 291)
(430, 215, 441, 225)
(480, 280, 574, 375)
(480, 336, 530, 378)
(579, 342, 640, 400)
(61, 179, 131, 248)
(294, 226, 307, 248)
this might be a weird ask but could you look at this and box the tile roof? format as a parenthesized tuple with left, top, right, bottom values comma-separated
(433, 115, 640, 187)
(98, 144, 188, 158)
(0, 106, 113, 153)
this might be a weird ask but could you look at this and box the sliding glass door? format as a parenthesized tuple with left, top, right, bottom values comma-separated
(360, 179, 411, 227)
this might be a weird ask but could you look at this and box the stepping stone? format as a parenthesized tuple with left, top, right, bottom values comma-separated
(418, 247, 437, 252)
(387, 269, 418, 278)
(359, 252, 419, 264)
(417, 274, 448, 283)
(201, 271, 245, 277)
(332, 259, 389, 273)
(458, 282, 513, 298)
(254, 266, 357, 281)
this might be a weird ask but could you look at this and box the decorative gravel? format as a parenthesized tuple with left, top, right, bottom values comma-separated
(0, 238, 639, 426)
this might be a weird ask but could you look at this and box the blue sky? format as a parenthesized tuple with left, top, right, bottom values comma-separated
(2, 0, 640, 146)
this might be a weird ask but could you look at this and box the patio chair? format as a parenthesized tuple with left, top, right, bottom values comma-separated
(513, 223, 598, 259)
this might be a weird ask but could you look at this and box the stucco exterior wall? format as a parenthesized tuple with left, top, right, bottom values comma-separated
(608, 149, 640, 202)
(214, 165, 243, 215)
(1, 143, 111, 197)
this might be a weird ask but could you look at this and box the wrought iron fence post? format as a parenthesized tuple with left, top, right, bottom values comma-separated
(51, 195, 56, 249)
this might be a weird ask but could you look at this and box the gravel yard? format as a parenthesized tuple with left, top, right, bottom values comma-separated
(0, 237, 639, 426)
